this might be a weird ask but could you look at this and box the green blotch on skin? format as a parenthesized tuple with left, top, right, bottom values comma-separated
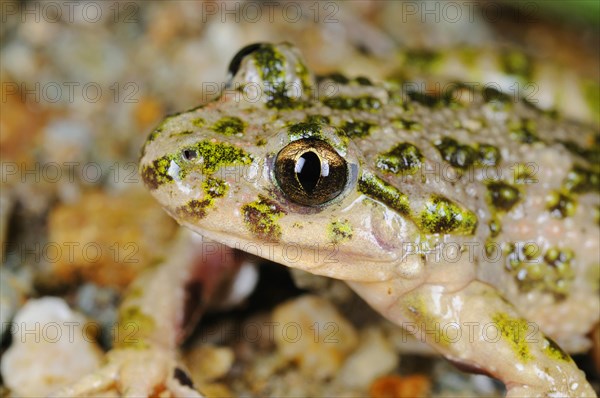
(319, 72, 371, 86)
(288, 122, 322, 140)
(543, 247, 575, 297)
(146, 128, 162, 143)
(406, 296, 452, 348)
(583, 80, 600, 122)
(500, 50, 532, 80)
(323, 96, 382, 111)
(546, 191, 577, 218)
(563, 166, 599, 193)
(288, 121, 348, 153)
(203, 177, 228, 198)
(407, 90, 448, 108)
(176, 198, 211, 220)
(341, 120, 374, 138)
(505, 243, 540, 281)
(391, 117, 422, 131)
(376, 142, 423, 175)
(306, 114, 330, 125)
(489, 217, 502, 238)
(140, 156, 174, 190)
(543, 337, 572, 362)
(358, 171, 410, 216)
(320, 72, 349, 84)
(182, 140, 252, 175)
(420, 195, 477, 235)
(242, 195, 286, 242)
(385, 87, 406, 107)
(145, 114, 180, 143)
(435, 137, 478, 169)
(252, 44, 306, 109)
(256, 137, 267, 146)
(485, 239, 500, 257)
(212, 116, 246, 136)
(447, 82, 480, 107)
(457, 48, 479, 68)
(492, 312, 534, 362)
(191, 117, 205, 128)
(267, 95, 306, 110)
(402, 49, 442, 72)
(545, 247, 573, 267)
(355, 76, 372, 86)
(482, 87, 512, 104)
(169, 130, 195, 138)
(176, 177, 228, 220)
(508, 119, 540, 144)
(253, 44, 285, 88)
(512, 163, 538, 184)
(506, 244, 575, 298)
(487, 181, 520, 211)
(328, 219, 353, 243)
(294, 56, 312, 94)
(117, 306, 155, 349)
(477, 144, 501, 166)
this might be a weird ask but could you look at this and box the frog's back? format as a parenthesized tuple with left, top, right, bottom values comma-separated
(306, 74, 599, 352)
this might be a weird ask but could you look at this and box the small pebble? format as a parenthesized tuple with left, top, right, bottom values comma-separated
(1, 297, 102, 396)
(369, 374, 431, 398)
(185, 344, 235, 385)
(48, 187, 178, 287)
(272, 295, 358, 380)
(337, 327, 399, 389)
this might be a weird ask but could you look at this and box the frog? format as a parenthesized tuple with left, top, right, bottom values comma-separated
(58, 42, 599, 397)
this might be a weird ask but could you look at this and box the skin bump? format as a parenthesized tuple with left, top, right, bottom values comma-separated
(420, 195, 477, 235)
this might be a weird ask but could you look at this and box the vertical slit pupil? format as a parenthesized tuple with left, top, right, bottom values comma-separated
(297, 151, 321, 194)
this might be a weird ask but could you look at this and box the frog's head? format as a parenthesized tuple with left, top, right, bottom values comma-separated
(140, 43, 425, 283)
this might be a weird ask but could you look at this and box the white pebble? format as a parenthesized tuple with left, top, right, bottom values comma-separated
(337, 327, 398, 389)
(272, 295, 358, 380)
(1, 297, 102, 397)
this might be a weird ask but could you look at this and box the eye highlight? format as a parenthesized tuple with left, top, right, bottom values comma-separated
(275, 138, 348, 206)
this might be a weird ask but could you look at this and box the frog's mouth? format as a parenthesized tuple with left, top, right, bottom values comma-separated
(180, 223, 424, 284)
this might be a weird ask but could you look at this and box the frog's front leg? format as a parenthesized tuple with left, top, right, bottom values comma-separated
(52, 229, 247, 398)
(349, 279, 596, 397)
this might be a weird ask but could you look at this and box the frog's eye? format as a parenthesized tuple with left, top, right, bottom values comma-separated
(275, 139, 348, 206)
(181, 148, 198, 161)
(227, 42, 265, 77)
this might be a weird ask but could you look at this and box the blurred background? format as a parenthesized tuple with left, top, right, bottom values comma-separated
(1, 1, 599, 396)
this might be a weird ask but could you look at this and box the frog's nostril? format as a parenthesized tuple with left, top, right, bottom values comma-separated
(227, 42, 266, 78)
(182, 149, 198, 161)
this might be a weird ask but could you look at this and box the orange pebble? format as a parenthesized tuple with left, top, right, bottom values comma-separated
(134, 96, 164, 129)
(369, 374, 431, 398)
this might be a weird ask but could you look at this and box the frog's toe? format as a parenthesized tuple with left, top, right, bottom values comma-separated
(505, 379, 598, 398)
(50, 348, 204, 398)
(48, 361, 118, 397)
